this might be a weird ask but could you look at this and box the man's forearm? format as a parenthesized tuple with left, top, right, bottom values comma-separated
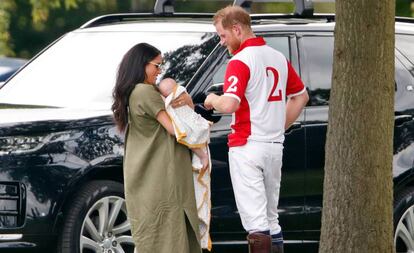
(285, 91, 309, 129)
(212, 96, 239, 114)
(205, 93, 239, 114)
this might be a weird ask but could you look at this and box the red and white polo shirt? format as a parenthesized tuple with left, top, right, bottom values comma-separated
(222, 37, 305, 147)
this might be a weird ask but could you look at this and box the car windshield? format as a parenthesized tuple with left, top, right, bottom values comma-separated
(0, 30, 216, 109)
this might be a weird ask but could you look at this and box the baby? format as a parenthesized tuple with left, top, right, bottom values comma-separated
(159, 78, 212, 249)
(158, 78, 210, 170)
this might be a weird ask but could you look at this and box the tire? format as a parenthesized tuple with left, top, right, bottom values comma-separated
(394, 187, 414, 253)
(57, 180, 134, 253)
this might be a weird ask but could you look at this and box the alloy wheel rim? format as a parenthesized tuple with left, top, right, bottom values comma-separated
(80, 196, 134, 253)
(395, 205, 414, 253)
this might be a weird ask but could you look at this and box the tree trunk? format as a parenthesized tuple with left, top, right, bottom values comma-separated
(319, 1, 395, 253)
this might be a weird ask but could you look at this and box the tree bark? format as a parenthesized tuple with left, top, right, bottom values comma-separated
(319, 1, 395, 253)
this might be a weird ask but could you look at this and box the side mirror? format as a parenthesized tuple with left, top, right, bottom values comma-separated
(192, 82, 223, 104)
(206, 82, 224, 96)
(194, 104, 221, 123)
(192, 82, 225, 123)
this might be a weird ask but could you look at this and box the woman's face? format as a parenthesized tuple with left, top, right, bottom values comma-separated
(144, 54, 162, 85)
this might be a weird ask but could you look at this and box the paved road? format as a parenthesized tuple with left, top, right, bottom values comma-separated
(206, 243, 319, 253)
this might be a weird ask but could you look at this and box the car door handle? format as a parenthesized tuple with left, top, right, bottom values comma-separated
(285, 122, 302, 134)
(395, 114, 413, 126)
(194, 104, 221, 123)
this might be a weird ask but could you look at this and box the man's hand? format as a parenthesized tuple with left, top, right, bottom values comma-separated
(204, 93, 219, 110)
(204, 93, 240, 114)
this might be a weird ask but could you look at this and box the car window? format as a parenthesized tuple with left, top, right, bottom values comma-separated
(301, 35, 334, 106)
(210, 36, 290, 86)
(396, 34, 414, 67)
(303, 35, 413, 108)
(0, 57, 27, 82)
(264, 36, 290, 59)
(395, 55, 414, 112)
(0, 31, 216, 109)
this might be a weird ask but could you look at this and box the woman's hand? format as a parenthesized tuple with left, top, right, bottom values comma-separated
(171, 93, 194, 109)
(156, 110, 175, 136)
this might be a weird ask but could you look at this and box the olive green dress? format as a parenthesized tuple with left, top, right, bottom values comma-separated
(123, 83, 201, 253)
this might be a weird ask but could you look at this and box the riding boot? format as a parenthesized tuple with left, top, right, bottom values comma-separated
(247, 232, 272, 253)
(271, 243, 284, 253)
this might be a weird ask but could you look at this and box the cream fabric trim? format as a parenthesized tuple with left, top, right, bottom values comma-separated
(164, 85, 212, 250)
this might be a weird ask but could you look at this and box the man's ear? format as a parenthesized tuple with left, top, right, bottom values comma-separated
(232, 24, 242, 36)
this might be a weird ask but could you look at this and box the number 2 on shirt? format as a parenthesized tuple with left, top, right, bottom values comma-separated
(266, 67, 282, 102)
(226, 76, 238, 93)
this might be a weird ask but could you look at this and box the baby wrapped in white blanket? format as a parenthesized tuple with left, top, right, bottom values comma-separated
(159, 78, 212, 250)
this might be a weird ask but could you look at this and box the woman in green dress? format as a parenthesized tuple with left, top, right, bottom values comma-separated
(111, 43, 201, 253)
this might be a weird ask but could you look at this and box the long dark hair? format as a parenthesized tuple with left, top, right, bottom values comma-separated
(112, 43, 161, 132)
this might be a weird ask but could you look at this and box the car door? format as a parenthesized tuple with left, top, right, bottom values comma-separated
(190, 34, 307, 244)
(298, 33, 334, 244)
(299, 32, 414, 244)
(394, 34, 414, 182)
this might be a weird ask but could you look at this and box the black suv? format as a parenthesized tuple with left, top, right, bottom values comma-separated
(0, 1, 413, 252)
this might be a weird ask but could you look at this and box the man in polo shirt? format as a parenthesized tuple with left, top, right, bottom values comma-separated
(204, 5, 309, 253)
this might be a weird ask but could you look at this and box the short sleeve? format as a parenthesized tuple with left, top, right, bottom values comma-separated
(286, 61, 306, 97)
(133, 84, 165, 118)
(222, 59, 250, 102)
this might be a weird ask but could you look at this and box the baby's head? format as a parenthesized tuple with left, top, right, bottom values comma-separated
(158, 78, 177, 97)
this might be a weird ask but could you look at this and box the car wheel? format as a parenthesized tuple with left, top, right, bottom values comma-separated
(58, 180, 135, 253)
(394, 187, 414, 253)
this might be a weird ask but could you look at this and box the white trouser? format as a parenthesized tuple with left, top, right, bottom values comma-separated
(228, 140, 283, 235)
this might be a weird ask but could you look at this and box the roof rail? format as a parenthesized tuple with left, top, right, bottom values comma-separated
(152, 0, 317, 16)
(233, 0, 314, 16)
(80, 13, 216, 29)
(154, 0, 175, 14)
(80, 0, 335, 28)
(395, 16, 414, 24)
(80, 13, 152, 28)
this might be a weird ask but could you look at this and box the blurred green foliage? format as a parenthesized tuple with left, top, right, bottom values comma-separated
(0, 0, 15, 56)
(0, 0, 413, 58)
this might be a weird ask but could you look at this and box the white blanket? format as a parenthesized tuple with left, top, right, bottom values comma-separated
(164, 85, 212, 250)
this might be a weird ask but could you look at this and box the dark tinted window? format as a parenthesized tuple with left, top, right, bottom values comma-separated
(301, 36, 334, 106)
(212, 58, 228, 85)
(163, 34, 219, 85)
(264, 36, 290, 59)
(396, 34, 414, 66)
(395, 56, 414, 113)
(303, 34, 413, 109)
(211, 36, 290, 85)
